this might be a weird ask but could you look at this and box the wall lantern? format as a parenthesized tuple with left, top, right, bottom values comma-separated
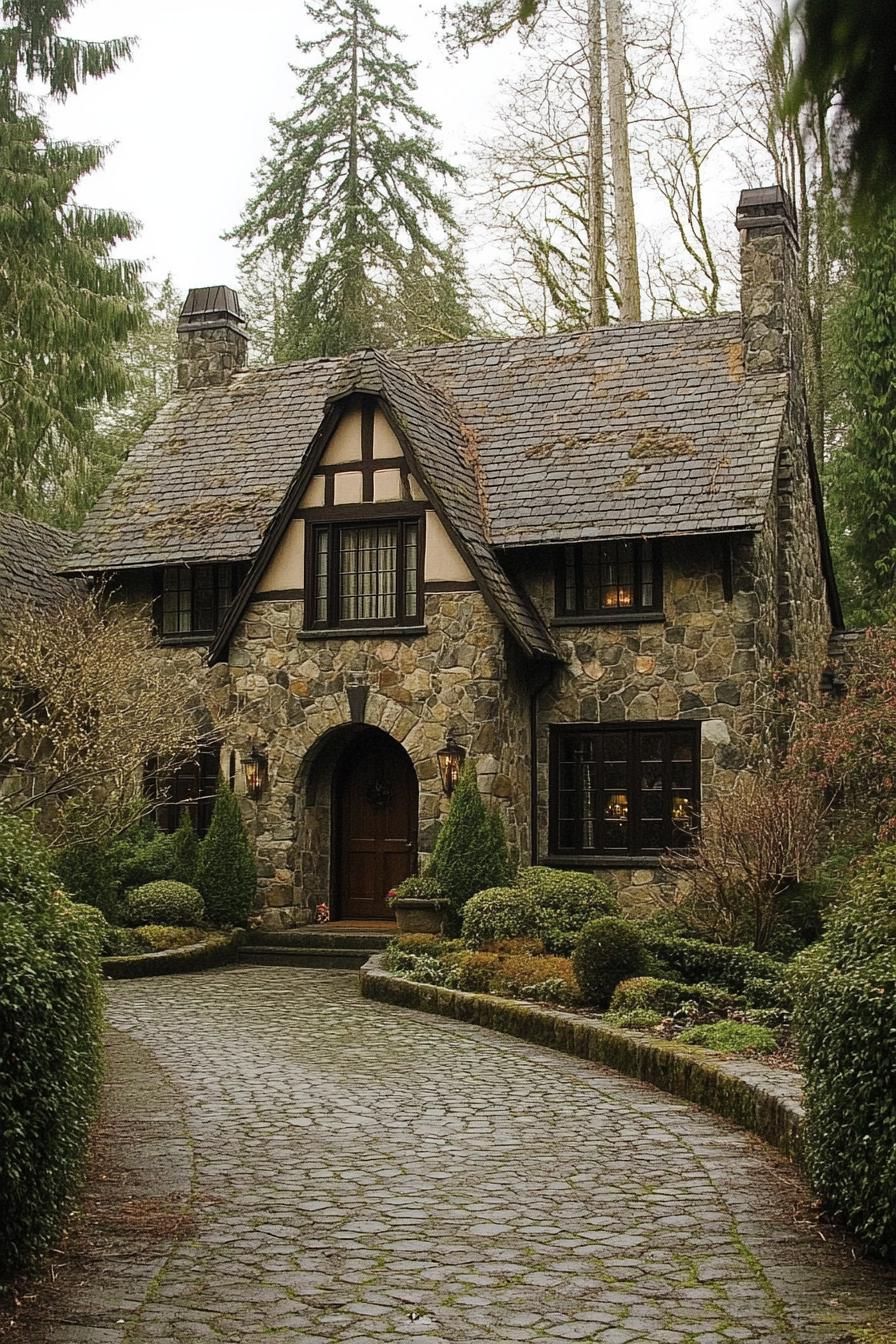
(243, 741, 269, 800)
(436, 733, 466, 797)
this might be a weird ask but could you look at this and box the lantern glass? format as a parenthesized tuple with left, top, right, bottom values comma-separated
(436, 735, 465, 797)
(243, 744, 268, 800)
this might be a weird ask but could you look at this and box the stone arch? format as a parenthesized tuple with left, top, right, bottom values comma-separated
(294, 721, 421, 920)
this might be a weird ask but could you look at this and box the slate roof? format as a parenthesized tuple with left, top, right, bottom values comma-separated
(0, 511, 73, 618)
(64, 316, 790, 654)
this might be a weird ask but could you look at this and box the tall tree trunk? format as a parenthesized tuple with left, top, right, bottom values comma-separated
(587, 0, 609, 326)
(605, 0, 640, 320)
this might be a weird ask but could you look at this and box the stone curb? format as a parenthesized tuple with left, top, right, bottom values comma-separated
(102, 928, 245, 979)
(360, 955, 804, 1164)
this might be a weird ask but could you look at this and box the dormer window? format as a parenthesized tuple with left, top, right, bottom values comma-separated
(556, 540, 661, 620)
(308, 517, 422, 630)
(161, 564, 238, 639)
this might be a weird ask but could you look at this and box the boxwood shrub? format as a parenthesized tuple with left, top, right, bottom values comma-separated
(516, 867, 619, 953)
(0, 813, 104, 1275)
(792, 845, 896, 1258)
(641, 930, 783, 993)
(572, 917, 646, 1008)
(120, 880, 204, 927)
(461, 886, 539, 947)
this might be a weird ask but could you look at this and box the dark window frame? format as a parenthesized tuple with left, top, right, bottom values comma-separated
(555, 539, 662, 620)
(145, 743, 220, 837)
(304, 507, 425, 631)
(158, 563, 242, 641)
(548, 721, 700, 858)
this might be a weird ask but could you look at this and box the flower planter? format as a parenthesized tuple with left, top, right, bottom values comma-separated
(390, 897, 446, 935)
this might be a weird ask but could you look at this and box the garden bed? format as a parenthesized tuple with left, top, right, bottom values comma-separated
(102, 929, 244, 979)
(360, 954, 804, 1162)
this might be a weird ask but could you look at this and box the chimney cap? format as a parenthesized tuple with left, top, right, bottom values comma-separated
(735, 185, 797, 238)
(177, 285, 244, 331)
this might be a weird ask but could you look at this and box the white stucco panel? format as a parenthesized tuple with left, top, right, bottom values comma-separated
(424, 510, 474, 584)
(255, 519, 305, 593)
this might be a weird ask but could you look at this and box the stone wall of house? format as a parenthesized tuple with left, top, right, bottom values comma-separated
(515, 533, 780, 913)
(123, 577, 533, 928)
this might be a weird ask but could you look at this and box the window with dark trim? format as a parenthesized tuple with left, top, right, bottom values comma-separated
(161, 564, 238, 638)
(549, 722, 699, 857)
(307, 518, 421, 628)
(556, 540, 661, 618)
(146, 743, 220, 837)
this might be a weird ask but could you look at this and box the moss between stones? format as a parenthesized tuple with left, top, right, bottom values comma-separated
(102, 930, 244, 980)
(360, 956, 803, 1164)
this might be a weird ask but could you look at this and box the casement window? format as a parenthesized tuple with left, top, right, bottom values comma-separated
(146, 743, 220, 837)
(556, 539, 661, 618)
(549, 722, 699, 857)
(161, 564, 238, 638)
(308, 518, 421, 628)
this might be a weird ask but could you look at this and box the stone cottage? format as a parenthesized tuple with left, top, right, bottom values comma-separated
(63, 186, 841, 927)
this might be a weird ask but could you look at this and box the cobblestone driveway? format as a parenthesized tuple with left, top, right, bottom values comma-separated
(45, 966, 896, 1343)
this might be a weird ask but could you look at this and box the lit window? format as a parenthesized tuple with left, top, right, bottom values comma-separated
(551, 723, 698, 856)
(556, 540, 661, 618)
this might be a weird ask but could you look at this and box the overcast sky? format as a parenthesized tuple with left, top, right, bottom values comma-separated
(47, 0, 523, 294)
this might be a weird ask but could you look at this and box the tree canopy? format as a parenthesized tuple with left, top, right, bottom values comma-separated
(0, 0, 144, 522)
(230, 0, 477, 359)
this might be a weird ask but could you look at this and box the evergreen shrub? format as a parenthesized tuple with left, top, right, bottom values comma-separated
(170, 812, 199, 886)
(517, 866, 619, 953)
(792, 846, 896, 1257)
(428, 762, 512, 919)
(120, 880, 204, 927)
(0, 812, 104, 1275)
(195, 781, 257, 927)
(678, 1021, 779, 1055)
(573, 917, 646, 1008)
(461, 886, 538, 946)
(54, 838, 126, 919)
(609, 976, 682, 1016)
(117, 829, 178, 892)
(641, 930, 782, 993)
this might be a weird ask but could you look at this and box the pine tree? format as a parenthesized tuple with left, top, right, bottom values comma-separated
(826, 206, 896, 623)
(428, 761, 513, 919)
(195, 781, 257, 928)
(0, 0, 144, 522)
(229, 0, 474, 358)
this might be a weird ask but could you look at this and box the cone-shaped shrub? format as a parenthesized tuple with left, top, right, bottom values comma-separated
(170, 812, 199, 886)
(195, 781, 256, 928)
(429, 761, 512, 918)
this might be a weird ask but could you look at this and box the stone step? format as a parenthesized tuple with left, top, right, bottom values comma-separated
(238, 944, 379, 971)
(244, 927, 395, 952)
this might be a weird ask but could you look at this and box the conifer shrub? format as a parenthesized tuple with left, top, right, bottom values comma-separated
(517, 866, 619, 953)
(170, 812, 199, 886)
(572, 917, 646, 1008)
(0, 812, 104, 1275)
(120, 880, 204, 928)
(54, 838, 123, 919)
(792, 845, 896, 1258)
(428, 762, 512, 919)
(195, 781, 257, 927)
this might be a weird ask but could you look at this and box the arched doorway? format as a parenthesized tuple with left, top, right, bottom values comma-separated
(332, 727, 419, 921)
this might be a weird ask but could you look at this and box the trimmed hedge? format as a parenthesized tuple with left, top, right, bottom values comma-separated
(0, 813, 104, 1275)
(461, 886, 538, 947)
(793, 845, 896, 1258)
(120, 880, 204, 927)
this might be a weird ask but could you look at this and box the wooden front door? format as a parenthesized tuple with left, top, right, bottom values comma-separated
(335, 729, 418, 921)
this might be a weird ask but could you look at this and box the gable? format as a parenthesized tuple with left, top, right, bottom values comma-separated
(254, 402, 472, 598)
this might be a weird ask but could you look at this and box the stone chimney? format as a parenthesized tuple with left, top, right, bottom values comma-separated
(735, 185, 799, 375)
(176, 286, 247, 391)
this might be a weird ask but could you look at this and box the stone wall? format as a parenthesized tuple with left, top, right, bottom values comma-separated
(514, 533, 779, 912)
